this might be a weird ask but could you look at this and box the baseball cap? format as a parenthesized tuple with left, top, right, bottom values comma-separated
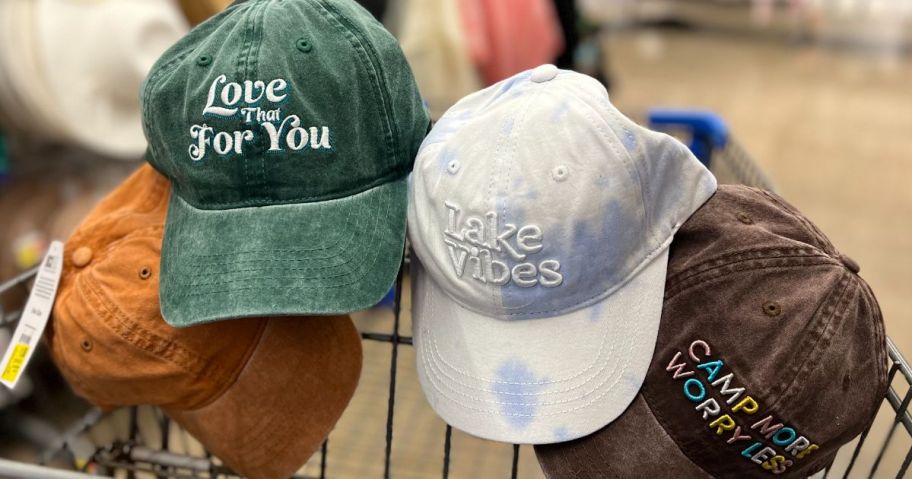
(47, 165, 363, 479)
(141, 0, 429, 326)
(407, 65, 717, 444)
(34, 0, 188, 158)
(534, 185, 888, 478)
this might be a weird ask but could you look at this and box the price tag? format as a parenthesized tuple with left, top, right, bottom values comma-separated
(0, 241, 63, 389)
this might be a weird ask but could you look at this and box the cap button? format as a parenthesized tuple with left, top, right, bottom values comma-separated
(72, 247, 93, 268)
(530, 64, 559, 83)
(840, 255, 861, 274)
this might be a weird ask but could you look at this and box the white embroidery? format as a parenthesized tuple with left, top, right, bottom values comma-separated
(203, 75, 288, 117)
(188, 74, 332, 161)
(443, 201, 563, 288)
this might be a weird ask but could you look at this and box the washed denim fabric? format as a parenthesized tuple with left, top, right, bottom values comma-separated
(48, 165, 363, 479)
(535, 185, 888, 478)
(140, 0, 429, 326)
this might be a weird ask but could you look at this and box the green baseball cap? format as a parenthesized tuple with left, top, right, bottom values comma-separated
(141, 0, 429, 327)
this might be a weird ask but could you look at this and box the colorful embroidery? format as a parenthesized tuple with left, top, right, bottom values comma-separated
(665, 340, 819, 475)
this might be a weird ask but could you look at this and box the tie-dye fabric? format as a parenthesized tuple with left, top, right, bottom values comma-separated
(407, 65, 717, 444)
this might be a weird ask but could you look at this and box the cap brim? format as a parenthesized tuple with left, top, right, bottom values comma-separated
(534, 395, 712, 478)
(535, 395, 836, 478)
(159, 179, 406, 327)
(166, 315, 362, 479)
(412, 248, 668, 445)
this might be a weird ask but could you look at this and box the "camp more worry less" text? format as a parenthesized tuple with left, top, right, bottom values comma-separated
(666, 339, 819, 475)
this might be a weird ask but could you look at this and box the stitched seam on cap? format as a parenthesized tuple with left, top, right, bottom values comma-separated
(143, 50, 193, 182)
(253, 2, 270, 199)
(170, 185, 394, 296)
(755, 188, 836, 255)
(243, 0, 269, 202)
(497, 82, 542, 311)
(767, 271, 852, 414)
(666, 247, 827, 287)
(192, 318, 268, 410)
(469, 80, 663, 317)
(485, 80, 530, 309)
(322, 0, 400, 166)
(173, 182, 361, 261)
(172, 185, 383, 286)
(78, 269, 210, 378)
(859, 278, 889, 391)
(48, 293, 92, 401)
(87, 227, 165, 269)
(176, 167, 409, 208)
(313, 0, 398, 168)
(421, 335, 633, 415)
(417, 283, 648, 415)
(665, 250, 839, 298)
(238, 0, 256, 196)
(425, 313, 618, 387)
(666, 258, 838, 300)
(559, 84, 654, 245)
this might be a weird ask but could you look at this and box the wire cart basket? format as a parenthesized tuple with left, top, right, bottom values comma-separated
(0, 110, 909, 479)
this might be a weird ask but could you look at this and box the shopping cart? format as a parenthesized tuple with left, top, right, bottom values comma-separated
(0, 110, 908, 479)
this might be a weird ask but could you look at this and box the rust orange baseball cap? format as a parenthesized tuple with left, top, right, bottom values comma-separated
(47, 164, 363, 479)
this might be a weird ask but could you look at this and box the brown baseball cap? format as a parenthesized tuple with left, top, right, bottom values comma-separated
(535, 185, 888, 478)
(46, 165, 363, 479)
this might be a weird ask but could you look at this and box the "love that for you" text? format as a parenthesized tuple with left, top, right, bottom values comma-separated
(187, 74, 333, 161)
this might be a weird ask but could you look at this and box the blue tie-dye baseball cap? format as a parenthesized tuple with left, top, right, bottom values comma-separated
(407, 64, 717, 444)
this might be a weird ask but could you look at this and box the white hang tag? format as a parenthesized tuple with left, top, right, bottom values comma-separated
(0, 241, 64, 389)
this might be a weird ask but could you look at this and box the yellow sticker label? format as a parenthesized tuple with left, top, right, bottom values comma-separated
(1, 344, 29, 382)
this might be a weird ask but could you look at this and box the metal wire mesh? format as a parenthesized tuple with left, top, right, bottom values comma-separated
(0, 138, 908, 478)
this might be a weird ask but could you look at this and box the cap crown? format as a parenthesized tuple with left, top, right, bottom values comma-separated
(408, 68, 716, 320)
(141, 0, 428, 209)
(48, 166, 261, 410)
(643, 185, 887, 478)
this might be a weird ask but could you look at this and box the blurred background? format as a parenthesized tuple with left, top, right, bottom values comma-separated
(0, 0, 910, 478)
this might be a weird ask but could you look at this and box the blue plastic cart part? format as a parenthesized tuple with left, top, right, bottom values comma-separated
(647, 109, 729, 167)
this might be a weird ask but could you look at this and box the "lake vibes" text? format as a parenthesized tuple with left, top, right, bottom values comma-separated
(187, 74, 332, 161)
(443, 201, 563, 288)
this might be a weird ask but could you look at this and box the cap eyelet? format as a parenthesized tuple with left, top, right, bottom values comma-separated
(551, 165, 570, 182)
(736, 212, 754, 224)
(139, 266, 152, 280)
(447, 160, 460, 174)
(762, 301, 781, 317)
(295, 38, 313, 53)
(81, 339, 93, 352)
(196, 54, 212, 67)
